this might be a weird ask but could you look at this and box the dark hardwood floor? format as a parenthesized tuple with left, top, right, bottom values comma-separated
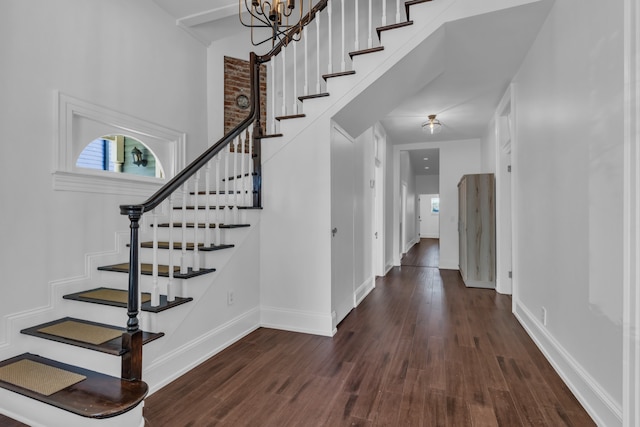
(0, 414, 28, 427)
(401, 237, 440, 267)
(144, 239, 594, 426)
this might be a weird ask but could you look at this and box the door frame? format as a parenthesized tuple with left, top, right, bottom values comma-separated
(372, 127, 385, 277)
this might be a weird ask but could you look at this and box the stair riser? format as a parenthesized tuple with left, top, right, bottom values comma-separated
(143, 226, 250, 250)
(187, 193, 255, 207)
(163, 209, 245, 225)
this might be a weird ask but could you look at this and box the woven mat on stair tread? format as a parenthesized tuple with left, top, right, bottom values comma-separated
(0, 359, 86, 396)
(78, 289, 151, 304)
(37, 320, 123, 345)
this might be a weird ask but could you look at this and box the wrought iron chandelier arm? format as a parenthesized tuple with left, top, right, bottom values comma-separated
(239, 0, 272, 28)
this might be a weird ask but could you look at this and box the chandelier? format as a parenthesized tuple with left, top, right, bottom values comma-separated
(239, 0, 311, 47)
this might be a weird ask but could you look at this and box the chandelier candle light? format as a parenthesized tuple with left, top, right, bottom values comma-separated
(240, 0, 311, 47)
(422, 114, 442, 135)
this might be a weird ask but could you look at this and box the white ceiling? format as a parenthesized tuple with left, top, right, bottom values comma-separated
(153, 1, 552, 175)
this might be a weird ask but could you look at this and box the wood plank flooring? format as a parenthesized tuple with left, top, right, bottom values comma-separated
(144, 239, 594, 426)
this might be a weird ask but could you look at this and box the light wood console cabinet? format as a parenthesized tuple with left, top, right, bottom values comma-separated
(458, 173, 496, 288)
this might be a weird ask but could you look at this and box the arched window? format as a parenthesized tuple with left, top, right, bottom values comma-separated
(76, 135, 165, 179)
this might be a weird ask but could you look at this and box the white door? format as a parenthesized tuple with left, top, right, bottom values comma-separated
(373, 150, 384, 277)
(419, 194, 440, 238)
(331, 124, 355, 327)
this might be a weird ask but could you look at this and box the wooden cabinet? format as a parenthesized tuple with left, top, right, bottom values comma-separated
(458, 173, 496, 288)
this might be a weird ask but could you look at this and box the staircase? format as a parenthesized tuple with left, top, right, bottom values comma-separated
(0, 0, 541, 425)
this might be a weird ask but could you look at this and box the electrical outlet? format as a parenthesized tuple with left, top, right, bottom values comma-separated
(541, 307, 547, 326)
(227, 290, 234, 306)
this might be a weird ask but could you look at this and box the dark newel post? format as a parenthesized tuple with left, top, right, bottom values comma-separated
(252, 52, 263, 208)
(121, 205, 144, 381)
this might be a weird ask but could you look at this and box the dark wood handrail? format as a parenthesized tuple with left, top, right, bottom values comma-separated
(118, 1, 329, 381)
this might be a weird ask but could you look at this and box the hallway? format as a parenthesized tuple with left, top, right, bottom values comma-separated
(144, 240, 594, 426)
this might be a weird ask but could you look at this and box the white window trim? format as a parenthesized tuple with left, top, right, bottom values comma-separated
(53, 91, 186, 196)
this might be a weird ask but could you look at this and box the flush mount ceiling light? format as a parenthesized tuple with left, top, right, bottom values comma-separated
(422, 114, 442, 135)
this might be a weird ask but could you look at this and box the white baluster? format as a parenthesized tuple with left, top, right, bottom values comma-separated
(180, 183, 188, 274)
(340, 0, 346, 72)
(215, 154, 221, 246)
(328, 0, 333, 73)
(241, 132, 247, 207)
(368, 0, 373, 48)
(151, 209, 159, 307)
(355, 0, 360, 51)
(204, 162, 211, 247)
(281, 46, 287, 117)
(167, 195, 175, 302)
(382, 0, 387, 26)
(304, 25, 309, 96)
(396, 0, 401, 23)
(192, 172, 200, 272)
(247, 130, 254, 206)
(316, 12, 321, 93)
(293, 39, 298, 113)
(233, 137, 239, 223)
(271, 59, 276, 133)
(225, 144, 230, 226)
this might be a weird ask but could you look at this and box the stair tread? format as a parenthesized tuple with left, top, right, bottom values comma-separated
(20, 317, 163, 356)
(275, 113, 306, 121)
(376, 21, 413, 39)
(222, 171, 259, 181)
(254, 133, 283, 139)
(155, 222, 250, 229)
(322, 70, 356, 81)
(0, 353, 147, 419)
(298, 93, 330, 101)
(349, 46, 384, 58)
(190, 190, 254, 195)
(139, 242, 234, 252)
(98, 263, 216, 279)
(174, 205, 233, 210)
(63, 287, 193, 313)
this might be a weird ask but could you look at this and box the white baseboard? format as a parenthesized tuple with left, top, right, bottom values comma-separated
(145, 307, 260, 395)
(355, 276, 375, 306)
(420, 233, 439, 239)
(514, 301, 622, 427)
(385, 263, 394, 275)
(260, 305, 334, 337)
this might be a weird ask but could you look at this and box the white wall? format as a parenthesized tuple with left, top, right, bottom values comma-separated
(0, 0, 208, 345)
(416, 174, 440, 195)
(384, 127, 396, 272)
(400, 151, 418, 254)
(511, 0, 624, 424)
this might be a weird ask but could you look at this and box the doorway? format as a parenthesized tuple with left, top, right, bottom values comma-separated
(373, 131, 385, 277)
(330, 124, 355, 327)
(419, 194, 440, 239)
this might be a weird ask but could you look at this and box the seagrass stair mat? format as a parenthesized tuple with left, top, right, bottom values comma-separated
(0, 359, 85, 396)
(78, 288, 152, 305)
(37, 320, 122, 346)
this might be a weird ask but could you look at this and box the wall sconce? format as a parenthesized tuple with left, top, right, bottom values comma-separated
(131, 146, 147, 167)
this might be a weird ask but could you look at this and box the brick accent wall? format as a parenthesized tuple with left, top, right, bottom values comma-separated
(224, 56, 267, 137)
